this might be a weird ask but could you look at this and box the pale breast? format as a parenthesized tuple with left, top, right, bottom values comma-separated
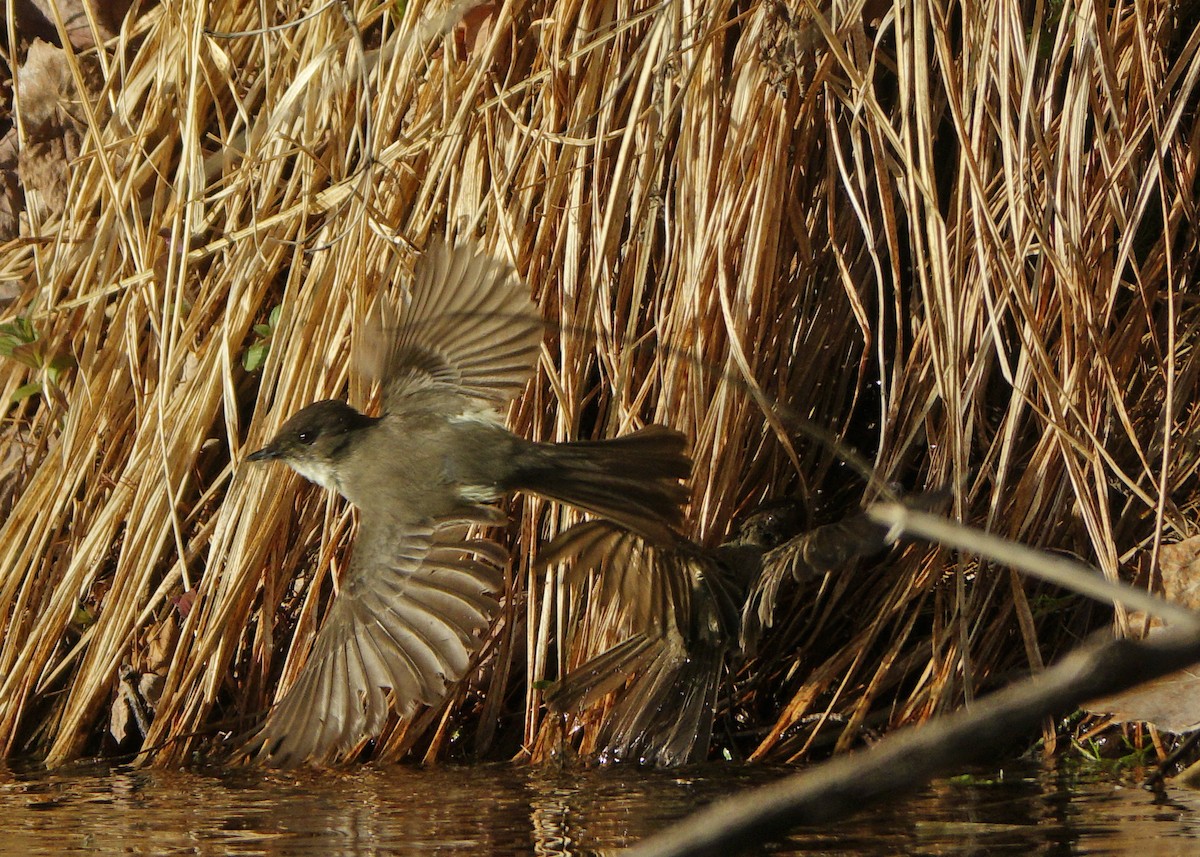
(340, 409, 517, 519)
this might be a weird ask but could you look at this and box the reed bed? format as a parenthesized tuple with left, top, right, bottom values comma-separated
(0, 0, 1196, 766)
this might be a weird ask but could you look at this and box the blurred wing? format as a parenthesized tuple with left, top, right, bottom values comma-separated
(740, 513, 892, 651)
(541, 520, 692, 633)
(600, 633, 723, 766)
(543, 521, 735, 766)
(740, 492, 950, 648)
(544, 633, 659, 713)
(551, 626, 725, 766)
(247, 512, 506, 767)
(359, 239, 544, 411)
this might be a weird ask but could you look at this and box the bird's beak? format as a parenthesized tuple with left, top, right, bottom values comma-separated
(247, 445, 280, 463)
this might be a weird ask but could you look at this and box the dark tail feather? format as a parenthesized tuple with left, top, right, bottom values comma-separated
(552, 630, 724, 766)
(603, 639, 723, 766)
(545, 633, 660, 713)
(509, 425, 691, 544)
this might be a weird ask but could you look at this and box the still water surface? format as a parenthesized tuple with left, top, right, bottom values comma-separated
(2, 759, 1199, 855)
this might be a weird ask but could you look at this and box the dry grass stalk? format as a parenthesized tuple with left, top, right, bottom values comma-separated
(0, 0, 1195, 767)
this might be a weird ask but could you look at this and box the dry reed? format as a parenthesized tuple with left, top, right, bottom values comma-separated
(0, 0, 1197, 767)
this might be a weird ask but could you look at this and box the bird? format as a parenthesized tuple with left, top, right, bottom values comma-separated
(544, 493, 944, 765)
(243, 238, 692, 766)
(541, 501, 803, 766)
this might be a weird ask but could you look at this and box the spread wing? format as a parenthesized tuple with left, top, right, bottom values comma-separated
(541, 522, 735, 765)
(358, 239, 545, 411)
(247, 511, 506, 767)
(740, 492, 949, 650)
(540, 520, 694, 634)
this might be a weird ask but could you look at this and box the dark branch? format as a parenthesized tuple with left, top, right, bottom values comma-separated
(624, 627, 1200, 857)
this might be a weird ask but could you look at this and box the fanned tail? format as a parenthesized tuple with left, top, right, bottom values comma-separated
(509, 425, 691, 544)
(548, 628, 725, 766)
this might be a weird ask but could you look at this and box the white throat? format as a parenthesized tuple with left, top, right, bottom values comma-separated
(289, 458, 342, 495)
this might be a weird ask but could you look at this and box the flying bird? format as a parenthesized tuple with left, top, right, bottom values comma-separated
(245, 238, 691, 766)
(546, 493, 945, 765)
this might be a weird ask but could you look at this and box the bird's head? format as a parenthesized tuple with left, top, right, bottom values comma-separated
(247, 399, 378, 493)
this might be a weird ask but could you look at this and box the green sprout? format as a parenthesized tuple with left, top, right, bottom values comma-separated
(0, 316, 76, 405)
(243, 305, 281, 373)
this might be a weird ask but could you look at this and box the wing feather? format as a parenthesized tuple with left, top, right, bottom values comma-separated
(246, 511, 506, 766)
(359, 239, 544, 410)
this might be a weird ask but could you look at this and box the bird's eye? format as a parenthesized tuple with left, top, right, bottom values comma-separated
(297, 430, 316, 445)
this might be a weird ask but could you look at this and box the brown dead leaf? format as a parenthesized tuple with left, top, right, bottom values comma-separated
(138, 671, 163, 710)
(0, 423, 34, 518)
(173, 589, 197, 619)
(0, 128, 19, 244)
(18, 0, 138, 50)
(16, 41, 80, 132)
(1159, 537, 1200, 611)
(110, 663, 147, 743)
(145, 612, 178, 673)
(455, 2, 499, 61)
(109, 664, 164, 744)
(18, 130, 80, 224)
(1092, 539, 1200, 731)
(16, 41, 89, 225)
(108, 680, 133, 744)
(1126, 537, 1200, 633)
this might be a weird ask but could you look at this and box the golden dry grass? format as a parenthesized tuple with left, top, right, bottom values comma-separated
(0, 0, 1197, 766)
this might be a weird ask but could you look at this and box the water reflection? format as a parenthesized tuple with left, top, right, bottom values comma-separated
(1, 759, 1199, 855)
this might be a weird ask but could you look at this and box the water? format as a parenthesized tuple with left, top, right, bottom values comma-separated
(1, 759, 1199, 855)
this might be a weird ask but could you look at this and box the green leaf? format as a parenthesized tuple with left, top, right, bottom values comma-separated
(0, 317, 42, 366)
(46, 354, 75, 386)
(72, 603, 97, 628)
(0, 319, 36, 357)
(8, 341, 42, 369)
(11, 381, 42, 403)
(243, 342, 268, 372)
(252, 323, 273, 337)
(0, 317, 36, 345)
(268, 304, 282, 328)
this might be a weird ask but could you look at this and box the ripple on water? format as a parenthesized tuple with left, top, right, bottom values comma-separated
(2, 759, 1200, 855)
